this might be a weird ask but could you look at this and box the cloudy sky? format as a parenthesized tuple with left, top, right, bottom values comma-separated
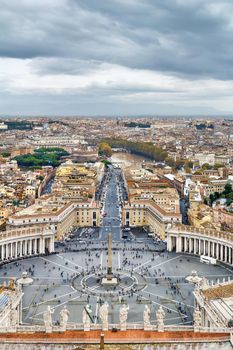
(1, 0, 233, 116)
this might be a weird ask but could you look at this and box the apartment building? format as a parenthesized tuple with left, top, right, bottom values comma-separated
(213, 206, 233, 230)
(188, 203, 214, 229)
(122, 166, 182, 239)
(122, 199, 181, 240)
(201, 179, 230, 197)
(7, 196, 101, 240)
(53, 161, 104, 200)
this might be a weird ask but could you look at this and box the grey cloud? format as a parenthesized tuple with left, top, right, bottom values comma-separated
(0, 0, 233, 80)
(30, 58, 102, 75)
(0, 90, 221, 117)
(0, 0, 233, 115)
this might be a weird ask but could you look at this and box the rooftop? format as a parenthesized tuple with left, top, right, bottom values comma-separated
(203, 282, 233, 300)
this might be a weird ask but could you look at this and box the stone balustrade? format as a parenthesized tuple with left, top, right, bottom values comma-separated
(0, 323, 229, 334)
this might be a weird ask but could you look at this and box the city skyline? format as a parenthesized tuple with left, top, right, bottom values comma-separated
(1, 0, 233, 116)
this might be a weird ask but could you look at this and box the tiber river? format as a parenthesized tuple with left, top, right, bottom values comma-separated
(111, 151, 149, 167)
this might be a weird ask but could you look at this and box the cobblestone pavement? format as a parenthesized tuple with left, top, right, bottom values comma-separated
(0, 241, 232, 326)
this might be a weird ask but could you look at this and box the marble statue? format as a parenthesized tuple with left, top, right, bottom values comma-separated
(83, 304, 92, 331)
(193, 309, 202, 331)
(143, 305, 151, 330)
(119, 304, 129, 331)
(156, 306, 165, 332)
(200, 277, 209, 289)
(99, 302, 109, 331)
(59, 306, 70, 331)
(10, 308, 18, 327)
(43, 306, 54, 333)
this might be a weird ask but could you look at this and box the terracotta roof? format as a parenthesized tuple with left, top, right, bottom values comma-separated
(203, 282, 233, 300)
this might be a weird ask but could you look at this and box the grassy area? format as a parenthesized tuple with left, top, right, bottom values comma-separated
(14, 148, 69, 168)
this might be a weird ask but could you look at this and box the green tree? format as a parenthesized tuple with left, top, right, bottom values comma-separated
(14, 148, 69, 168)
(98, 142, 112, 158)
(186, 161, 193, 169)
(100, 138, 168, 162)
(214, 163, 222, 169)
(202, 163, 211, 170)
(214, 191, 220, 200)
(209, 194, 215, 206)
(223, 183, 232, 196)
(1, 152, 10, 158)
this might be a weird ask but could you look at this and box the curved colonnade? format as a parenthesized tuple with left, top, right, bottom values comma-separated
(0, 227, 54, 262)
(167, 224, 233, 266)
(1, 222, 233, 267)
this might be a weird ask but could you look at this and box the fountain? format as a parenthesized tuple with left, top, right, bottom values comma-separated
(17, 271, 33, 286)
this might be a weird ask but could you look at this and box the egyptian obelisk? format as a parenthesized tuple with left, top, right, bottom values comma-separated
(101, 232, 118, 285)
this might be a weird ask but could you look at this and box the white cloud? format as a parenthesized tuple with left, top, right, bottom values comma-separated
(0, 57, 233, 113)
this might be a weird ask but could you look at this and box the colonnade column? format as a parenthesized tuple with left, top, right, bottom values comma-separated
(177, 236, 182, 252)
(208, 241, 210, 256)
(40, 238, 44, 254)
(189, 238, 192, 253)
(221, 244, 224, 261)
(225, 246, 228, 263)
(35, 239, 38, 254)
(50, 237, 54, 253)
(198, 240, 201, 255)
(194, 239, 197, 255)
(204, 240, 206, 255)
(20, 241, 22, 257)
(167, 236, 171, 251)
(216, 243, 219, 260)
(184, 237, 187, 252)
(212, 242, 215, 257)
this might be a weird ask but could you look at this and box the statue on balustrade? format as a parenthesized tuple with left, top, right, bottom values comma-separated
(9, 304, 18, 331)
(193, 308, 202, 331)
(199, 277, 209, 289)
(143, 305, 151, 330)
(60, 305, 70, 331)
(43, 306, 54, 333)
(119, 304, 129, 331)
(156, 306, 165, 332)
(99, 302, 109, 331)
